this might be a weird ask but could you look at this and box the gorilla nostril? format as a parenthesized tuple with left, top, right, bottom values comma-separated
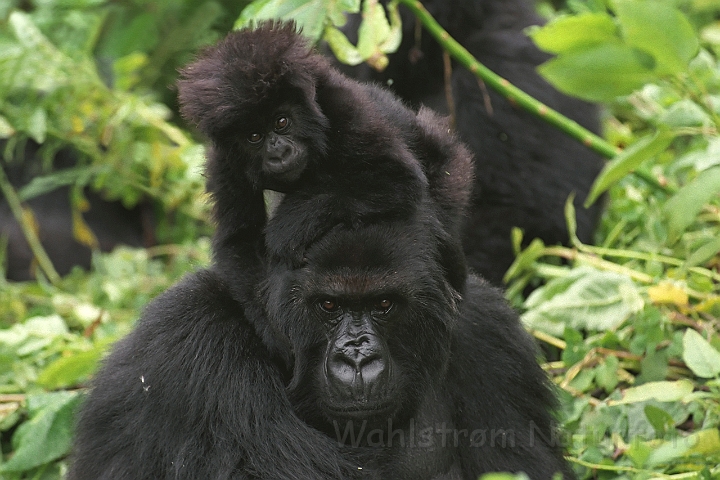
(328, 353, 358, 385)
(328, 350, 386, 386)
(358, 355, 385, 383)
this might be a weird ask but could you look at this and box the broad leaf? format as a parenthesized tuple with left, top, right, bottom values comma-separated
(683, 237, 720, 270)
(0, 392, 82, 472)
(325, 26, 364, 65)
(236, 0, 329, 41)
(37, 347, 104, 389)
(0, 114, 14, 137)
(614, 0, 699, 75)
(683, 329, 720, 378)
(522, 267, 644, 336)
(663, 166, 720, 242)
(529, 12, 618, 54)
(611, 379, 693, 405)
(236, 0, 360, 42)
(659, 99, 712, 128)
(586, 129, 676, 207)
(647, 429, 720, 466)
(538, 43, 655, 102)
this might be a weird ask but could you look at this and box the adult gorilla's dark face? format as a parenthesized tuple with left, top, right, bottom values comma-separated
(264, 219, 459, 436)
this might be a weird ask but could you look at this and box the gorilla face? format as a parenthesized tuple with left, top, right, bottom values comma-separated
(239, 102, 325, 191)
(264, 220, 458, 435)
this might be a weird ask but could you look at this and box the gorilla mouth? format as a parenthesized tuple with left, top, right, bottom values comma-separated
(324, 400, 395, 419)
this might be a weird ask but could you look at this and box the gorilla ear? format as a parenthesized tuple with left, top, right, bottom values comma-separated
(290, 72, 326, 123)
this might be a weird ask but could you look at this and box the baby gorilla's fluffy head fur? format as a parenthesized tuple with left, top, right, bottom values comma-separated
(178, 22, 331, 191)
(178, 21, 328, 144)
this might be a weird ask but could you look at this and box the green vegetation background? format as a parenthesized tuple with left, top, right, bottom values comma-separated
(1, 0, 720, 478)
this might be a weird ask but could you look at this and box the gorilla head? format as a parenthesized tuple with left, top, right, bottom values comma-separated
(178, 22, 330, 191)
(264, 212, 459, 440)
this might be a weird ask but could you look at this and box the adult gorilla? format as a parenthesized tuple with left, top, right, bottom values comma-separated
(69, 202, 571, 479)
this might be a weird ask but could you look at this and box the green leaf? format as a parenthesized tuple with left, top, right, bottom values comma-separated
(479, 473, 530, 480)
(612, 379, 694, 405)
(328, 0, 360, 25)
(638, 349, 670, 383)
(659, 99, 712, 128)
(504, 237, 545, 283)
(644, 404, 675, 437)
(324, 26, 364, 65)
(663, 166, 720, 243)
(521, 267, 644, 336)
(0, 115, 15, 138)
(683, 237, 720, 270)
(528, 12, 619, 54)
(538, 43, 655, 102)
(0, 391, 81, 472)
(100, 13, 160, 58)
(595, 355, 619, 392)
(27, 107, 47, 144)
(647, 429, 720, 466)
(37, 347, 104, 389)
(564, 194, 580, 246)
(683, 329, 720, 378)
(236, 0, 328, 41)
(625, 437, 653, 468)
(585, 129, 676, 207)
(326, 0, 400, 70)
(356, 0, 392, 58)
(613, 0, 699, 76)
(9, 11, 46, 48)
(17, 166, 93, 201)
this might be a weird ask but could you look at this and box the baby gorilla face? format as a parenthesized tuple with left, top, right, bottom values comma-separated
(246, 111, 309, 188)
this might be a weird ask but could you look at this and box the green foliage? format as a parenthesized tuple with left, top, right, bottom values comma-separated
(0, 243, 211, 477)
(1, 0, 720, 478)
(236, 0, 401, 70)
(508, 2, 720, 477)
(530, 0, 700, 101)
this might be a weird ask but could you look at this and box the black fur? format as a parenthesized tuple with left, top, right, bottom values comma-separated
(341, 0, 605, 284)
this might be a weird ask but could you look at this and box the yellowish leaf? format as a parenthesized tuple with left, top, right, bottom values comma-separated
(647, 282, 689, 307)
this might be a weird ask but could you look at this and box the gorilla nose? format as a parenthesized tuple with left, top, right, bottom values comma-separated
(327, 338, 386, 388)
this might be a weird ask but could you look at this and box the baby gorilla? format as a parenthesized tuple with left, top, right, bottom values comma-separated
(177, 21, 472, 297)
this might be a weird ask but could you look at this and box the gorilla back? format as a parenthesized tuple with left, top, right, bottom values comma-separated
(69, 210, 572, 479)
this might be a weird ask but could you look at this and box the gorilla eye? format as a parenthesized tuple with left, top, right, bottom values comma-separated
(248, 132, 263, 144)
(274, 116, 290, 131)
(320, 299, 339, 312)
(375, 299, 393, 313)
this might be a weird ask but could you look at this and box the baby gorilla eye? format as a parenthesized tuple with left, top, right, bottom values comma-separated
(248, 132, 263, 144)
(274, 116, 290, 131)
(320, 299, 339, 312)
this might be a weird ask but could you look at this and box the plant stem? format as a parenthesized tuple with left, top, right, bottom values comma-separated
(0, 166, 61, 286)
(394, 0, 620, 160)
